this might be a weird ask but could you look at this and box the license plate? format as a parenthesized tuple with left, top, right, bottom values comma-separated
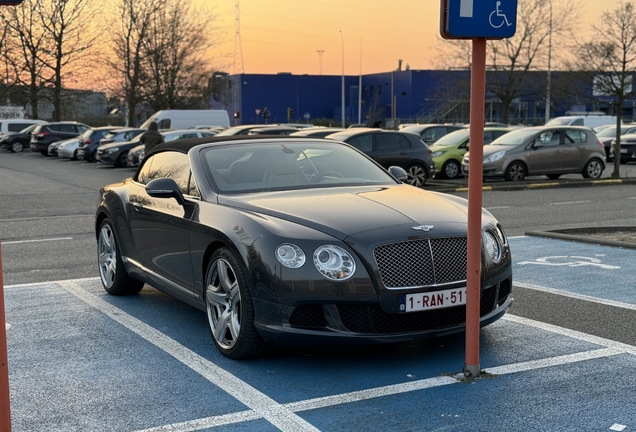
(620, 148, 628, 153)
(398, 288, 466, 313)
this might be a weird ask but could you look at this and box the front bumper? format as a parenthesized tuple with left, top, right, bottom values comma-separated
(253, 273, 513, 346)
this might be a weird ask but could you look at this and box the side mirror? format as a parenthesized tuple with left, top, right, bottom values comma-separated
(388, 166, 408, 182)
(146, 178, 185, 205)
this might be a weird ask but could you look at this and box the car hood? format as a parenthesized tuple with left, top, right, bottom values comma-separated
(218, 185, 469, 240)
(481, 144, 517, 157)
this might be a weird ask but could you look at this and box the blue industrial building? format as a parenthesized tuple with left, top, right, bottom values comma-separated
(209, 69, 636, 127)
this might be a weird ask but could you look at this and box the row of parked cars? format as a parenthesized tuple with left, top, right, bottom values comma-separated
(1, 117, 632, 183)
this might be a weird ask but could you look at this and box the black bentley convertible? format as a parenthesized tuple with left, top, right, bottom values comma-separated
(95, 136, 513, 359)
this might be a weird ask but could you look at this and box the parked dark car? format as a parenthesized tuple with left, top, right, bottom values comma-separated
(0, 123, 43, 153)
(99, 128, 145, 147)
(77, 126, 122, 162)
(595, 125, 636, 160)
(326, 128, 436, 187)
(96, 135, 143, 167)
(95, 136, 512, 359)
(610, 133, 636, 163)
(30, 122, 89, 156)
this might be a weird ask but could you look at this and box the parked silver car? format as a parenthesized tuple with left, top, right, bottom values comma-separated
(461, 126, 606, 181)
(57, 138, 81, 160)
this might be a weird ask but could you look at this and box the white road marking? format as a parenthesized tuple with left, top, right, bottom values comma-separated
(514, 281, 636, 311)
(549, 200, 591, 205)
(610, 424, 627, 431)
(7, 278, 636, 431)
(60, 280, 320, 432)
(485, 206, 511, 210)
(1, 236, 73, 245)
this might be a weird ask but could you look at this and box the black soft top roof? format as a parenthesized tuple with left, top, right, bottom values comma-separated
(146, 134, 297, 157)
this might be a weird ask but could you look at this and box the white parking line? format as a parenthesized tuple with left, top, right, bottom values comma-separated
(15, 278, 634, 432)
(515, 281, 636, 311)
(1, 236, 73, 245)
(60, 280, 320, 432)
(549, 200, 591, 205)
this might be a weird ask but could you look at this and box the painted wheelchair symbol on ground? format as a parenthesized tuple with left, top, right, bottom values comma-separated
(518, 255, 621, 270)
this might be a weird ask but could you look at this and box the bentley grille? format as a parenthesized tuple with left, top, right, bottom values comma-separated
(373, 237, 467, 288)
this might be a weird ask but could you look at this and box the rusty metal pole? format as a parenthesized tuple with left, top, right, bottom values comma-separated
(0, 237, 11, 431)
(464, 37, 487, 378)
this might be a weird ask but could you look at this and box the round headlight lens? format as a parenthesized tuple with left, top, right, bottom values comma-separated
(275, 243, 306, 268)
(313, 245, 356, 281)
(482, 230, 502, 264)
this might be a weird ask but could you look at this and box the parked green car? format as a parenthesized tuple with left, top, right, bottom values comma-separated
(430, 127, 512, 179)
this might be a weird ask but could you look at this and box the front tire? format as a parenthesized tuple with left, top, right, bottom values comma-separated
(10, 140, 25, 153)
(205, 248, 265, 359)
(505, 161, 526, 181)
(442, 160, 461, 179)
(98, 219, 144, 295)
(582, 158, 603, 179)
(115, 151, 129, 168)
(406, 163, 428, 187)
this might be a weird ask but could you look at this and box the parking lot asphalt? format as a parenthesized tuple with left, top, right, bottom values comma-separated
(5, 236, 636, 432)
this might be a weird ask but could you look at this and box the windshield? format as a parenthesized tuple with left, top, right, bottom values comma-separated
(491, 128, 538, 146)
(140, 116, 158, 130)
(596, 126, 621, 137)
(432, 129, 469, 146)
(202, 141, 396, 193)
(19, 124, 38, 134)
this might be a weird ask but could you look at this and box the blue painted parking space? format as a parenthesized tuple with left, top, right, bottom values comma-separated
(5, 278, 636, 431)
(510, 236, 636, 304)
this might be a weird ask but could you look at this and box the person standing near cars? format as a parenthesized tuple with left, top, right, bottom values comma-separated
(140, 121, 164, 154)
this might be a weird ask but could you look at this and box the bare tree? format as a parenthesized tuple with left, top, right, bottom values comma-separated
(435, 0, 580, 124)
(1, 2, 49, 118)
(109, 0, 161, 126)
(573, 2, 636, 178)
(36, 0, 99, 121)
(142, 0, 216, 111)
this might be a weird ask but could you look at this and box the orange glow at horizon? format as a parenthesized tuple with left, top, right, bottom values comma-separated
(203, 0, 623, 76)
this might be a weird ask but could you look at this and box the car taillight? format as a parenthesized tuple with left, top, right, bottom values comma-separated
(597, 141, 604, 150)
(85, 139, 93, 144)
(37, 132, 49, 137)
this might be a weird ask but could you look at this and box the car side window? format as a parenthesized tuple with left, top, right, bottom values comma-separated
(59, 124, 75, 133)
(397, 134, 411, 149)
(158, 119, 171, 129)
(142, 151, 190, 195)
(484, 131, 494, 144)
(423, 127, 445, 143)
(538, 131, 560, 147)
(564, 130, 586, 143)
(9, 123, 32, 132)
(347, 135, 373, 153)
(188, 173, 200, 197)
(49, 125, 61, 132)
(571, 119, 584, 126)
(375, 133, 401, 151)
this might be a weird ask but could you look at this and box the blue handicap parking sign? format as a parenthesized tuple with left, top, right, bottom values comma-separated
(445, 0, 518, 39)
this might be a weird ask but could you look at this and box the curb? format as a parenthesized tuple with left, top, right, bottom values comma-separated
(426, 177, 636, 193)
(525, 228, 636, 250)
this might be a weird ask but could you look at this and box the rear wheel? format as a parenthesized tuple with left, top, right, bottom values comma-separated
(406, 163, 428, 187)
(442, 160, 461, 179)
(504, 161, 526, 181)
(97, 219, 144, 295)
(115, 151, 129, 168)
(582, 158, 603, 179)
(205, 248, 265, 359)
(10, 140, 25, 153)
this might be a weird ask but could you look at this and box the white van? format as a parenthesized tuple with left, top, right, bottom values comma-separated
(545, 115, 618, 129)
(141, 110, 230, 130)
(0, 119, 47, 137)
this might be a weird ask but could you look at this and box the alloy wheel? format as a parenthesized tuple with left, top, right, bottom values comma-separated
(206, 259, 242, 350)
(586, 160, 603, 179)
(407, 164, 427, 187)
(98, 224, 117, 288)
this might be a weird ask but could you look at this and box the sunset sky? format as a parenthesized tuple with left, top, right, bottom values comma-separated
(204, 0, 623, 76)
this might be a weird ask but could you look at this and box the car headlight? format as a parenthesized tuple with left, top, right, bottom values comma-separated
(104, 147, 119, 154)
(482, 229, 503, 265)
(313, 245, 355, 280)
(484, 150, 506, 163)
(275, 243, 306, 268)
(431, 151, 445, 157)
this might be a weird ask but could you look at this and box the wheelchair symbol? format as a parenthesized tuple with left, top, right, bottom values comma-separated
(517, 256, 621, 270)
(489, 1, 512, 28)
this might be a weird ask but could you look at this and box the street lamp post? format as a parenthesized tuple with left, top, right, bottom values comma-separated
(339, 30, 345, 128)
(545, 0, 552, 124)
